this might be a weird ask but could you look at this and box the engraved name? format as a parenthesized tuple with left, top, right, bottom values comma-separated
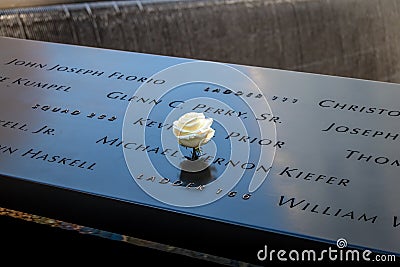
(0, 144, 18, 154)
(345, 149, 399, 167)
(5, 58, 47, 68)
(318, 99, 400, 117)
(322, 122, 399, 141)
(96, 136, 270, 173)
(190, 103, 281, 123)
(130, 116, 285, 148)
(4, 59, 166, 84)
(132, 117, 173, 130)
(278, 166, 350, 187)
(191, 103, 248, 119)
(0, 119, 56, 136)
(106, 91, 162, 105)
(225, 132, 285, 148)
(278, 195, 377, 224)
(107, 72, 165, 84)
(11, 77, 71, 92)
(167, 100, 282, 123)
(5, 58, 104, 77)
(21, 148, 96, 170)
(0, 120, 28, 132)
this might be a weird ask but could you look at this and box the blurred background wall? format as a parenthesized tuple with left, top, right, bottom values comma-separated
(1, 0, 399, 84)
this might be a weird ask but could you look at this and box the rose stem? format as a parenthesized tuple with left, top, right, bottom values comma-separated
(191, 147, 198, 160)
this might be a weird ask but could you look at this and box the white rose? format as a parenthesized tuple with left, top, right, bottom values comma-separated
(173, 112, 215, 148)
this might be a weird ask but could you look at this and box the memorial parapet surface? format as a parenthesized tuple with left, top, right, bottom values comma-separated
(0, 36, 399, 264)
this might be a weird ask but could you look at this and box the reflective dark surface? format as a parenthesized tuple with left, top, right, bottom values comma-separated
(0, 36, 399, 258)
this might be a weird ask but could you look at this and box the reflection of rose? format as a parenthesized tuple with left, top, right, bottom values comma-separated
(179, 160, 217, 187)
(173, 112, 215, 148)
